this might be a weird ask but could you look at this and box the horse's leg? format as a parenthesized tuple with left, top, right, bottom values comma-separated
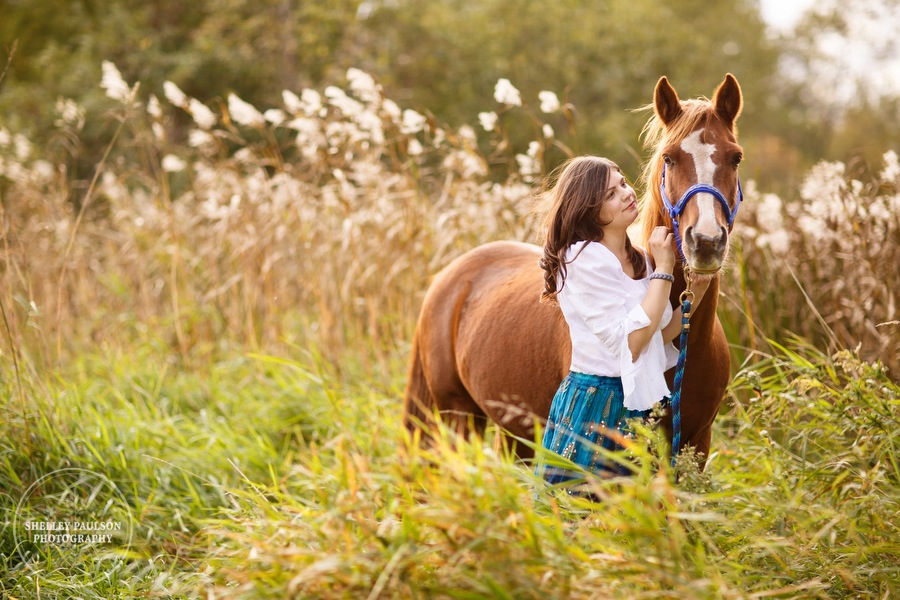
(686, 426, 714, 466)
(666, 322, 729, 470)
(496, 427, 536, 460)
(663, 381, 724, 470)
(424, 337, 488, 444)
(403, 341, 487, 446)
(403, 332, 437, 435)
(403, 278, 487, 446)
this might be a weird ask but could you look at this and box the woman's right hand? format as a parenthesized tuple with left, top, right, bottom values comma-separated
(648, 226, 676, 273)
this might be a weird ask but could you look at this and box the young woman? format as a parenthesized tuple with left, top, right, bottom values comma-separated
(535, 156, 709, 486)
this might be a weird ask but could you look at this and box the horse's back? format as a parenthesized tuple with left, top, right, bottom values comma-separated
(413, 241, 570, 445)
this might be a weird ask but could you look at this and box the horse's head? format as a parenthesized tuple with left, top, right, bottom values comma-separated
(641, 74, 744, 276)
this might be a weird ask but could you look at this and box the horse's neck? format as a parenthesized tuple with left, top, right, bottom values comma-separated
(672, 265, 719, 332)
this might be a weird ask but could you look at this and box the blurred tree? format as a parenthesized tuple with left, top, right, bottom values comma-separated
(827, 97, 900, 168)
(346, 0, 779, 177)
(0, 0, 363, 184)
(183, 0, 363, 102)
(774, 0, 900, 171)
(1, 0, 897, 192)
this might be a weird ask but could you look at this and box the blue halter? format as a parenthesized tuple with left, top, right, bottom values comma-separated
(659, 163, 743, 262)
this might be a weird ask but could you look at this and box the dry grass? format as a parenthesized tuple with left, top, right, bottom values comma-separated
(2, 66, 896, 377)
(725, 158, 899, 375)
(4, 337, 897, 598)
(0, 67, 541, 371)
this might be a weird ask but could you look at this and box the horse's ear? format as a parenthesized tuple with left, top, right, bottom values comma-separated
(714, 73, 743, 126)
(654, 76, 683, 125)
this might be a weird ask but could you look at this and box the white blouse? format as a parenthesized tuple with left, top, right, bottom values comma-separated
(557, 240, 679, 410)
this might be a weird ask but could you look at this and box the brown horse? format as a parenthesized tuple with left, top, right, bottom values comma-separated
(403, 74, 743, 466)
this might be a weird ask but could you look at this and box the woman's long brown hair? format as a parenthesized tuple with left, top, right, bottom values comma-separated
(539, 156, 646, 303)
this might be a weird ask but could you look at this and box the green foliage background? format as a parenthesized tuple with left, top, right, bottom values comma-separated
(2, 0, 897, 191)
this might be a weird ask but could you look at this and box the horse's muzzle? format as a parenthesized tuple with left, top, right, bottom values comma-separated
(684, 225, 728, 273)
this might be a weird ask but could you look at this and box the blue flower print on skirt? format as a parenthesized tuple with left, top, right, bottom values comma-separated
(535, 371, 657, 487)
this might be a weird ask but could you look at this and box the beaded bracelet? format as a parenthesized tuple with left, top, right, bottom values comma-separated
(649, 272, 675, 283)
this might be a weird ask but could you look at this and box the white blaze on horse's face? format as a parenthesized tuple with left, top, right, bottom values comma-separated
(680, 129, 721, 240)
(671, 124, 735, 275)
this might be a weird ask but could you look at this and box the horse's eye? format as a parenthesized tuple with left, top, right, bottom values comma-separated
(663, 154, 674, 166)
(732, 153, 743, 167)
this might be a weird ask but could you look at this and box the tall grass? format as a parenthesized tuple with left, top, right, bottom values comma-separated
(199, 341, 900, 599)
(1, 63, 898, 597)
(1, 335, 897, 597)
(726, 162, 900, 373)
(0, 64, 542, 371)
(1, 64, 896, 374)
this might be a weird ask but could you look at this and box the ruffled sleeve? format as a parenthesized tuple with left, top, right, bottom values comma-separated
(564, 243, 671, 410)
(661, 304, 680, 370)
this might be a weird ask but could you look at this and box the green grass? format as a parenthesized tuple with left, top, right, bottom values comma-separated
(1, 337, 898, 599)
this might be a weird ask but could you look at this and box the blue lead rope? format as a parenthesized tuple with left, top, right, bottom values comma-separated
(670, 272, 694, 467)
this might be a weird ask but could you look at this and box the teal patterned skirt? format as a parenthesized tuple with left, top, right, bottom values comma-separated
(535, 371, 656, 485)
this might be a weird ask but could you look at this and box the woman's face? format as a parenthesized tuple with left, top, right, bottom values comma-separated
(598, 164, 639, 231)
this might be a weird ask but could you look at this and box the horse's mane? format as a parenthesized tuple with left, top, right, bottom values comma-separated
(636, 98, 719, 249)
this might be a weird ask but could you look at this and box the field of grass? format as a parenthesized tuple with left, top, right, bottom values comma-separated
(1, 337, 898, 598)
(1, 64, 898, 598)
